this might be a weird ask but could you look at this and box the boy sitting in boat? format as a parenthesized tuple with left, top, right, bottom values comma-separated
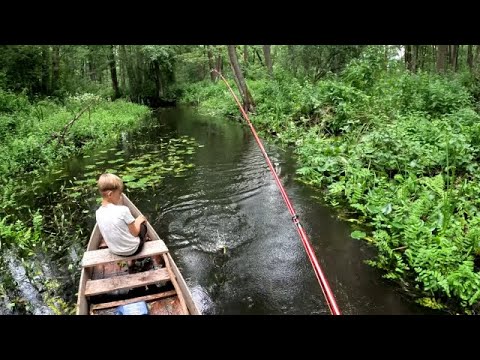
(96, 173, 161, 271)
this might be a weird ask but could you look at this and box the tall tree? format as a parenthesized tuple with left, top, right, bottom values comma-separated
(135, 47, 144, 98)
(215, 53, 223, 76)
(263, 45, 273, 76)
(153, 59, 163, 98)
(87, 46, 98, 82)
(121, 45, 136, 99)
(206, 45, 216, 82)
(405, 45, 413, 71)
(119, 46, 127, 93)
(51, 45, 60, 93)
(467, 45, 473, 71)
(227, 45, 255, 112)
(243, 45, 249, 64)
(450, 45, 459, 72)
(436, 45, 448, 73)
(412, 45, 419, 72)
(41, 45, 50, 94)
(418, 45, 426, 70)
(108, 45, 121, 99)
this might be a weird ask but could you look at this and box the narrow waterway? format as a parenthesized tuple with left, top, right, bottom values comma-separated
(3, 106, 433, 315)
(115, 107, 428, 314)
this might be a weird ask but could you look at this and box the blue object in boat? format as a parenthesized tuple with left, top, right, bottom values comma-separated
(115, 301, 149, 315)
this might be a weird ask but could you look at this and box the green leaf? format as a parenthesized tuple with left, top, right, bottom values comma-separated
(351, 230, 366, 239)
(382, 203, 392, 215)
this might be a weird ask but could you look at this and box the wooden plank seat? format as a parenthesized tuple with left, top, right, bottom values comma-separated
(82, 240, 168, 268)
(85, 268, 170, 297)
(91, 290, 177, 312)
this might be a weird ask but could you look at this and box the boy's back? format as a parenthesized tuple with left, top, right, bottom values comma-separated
(96, 203, 140, 256)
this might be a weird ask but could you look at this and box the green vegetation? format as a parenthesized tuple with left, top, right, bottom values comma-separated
(179, 45, 480, 314)
(2, 44, 480, 314)
(0, 87, 150, 313)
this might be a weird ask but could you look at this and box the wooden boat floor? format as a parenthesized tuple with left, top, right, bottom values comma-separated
(149, 297, 184, 315)
(92, 261, 128, 280)
(91, 257, 160, 280)
(92, 294, 182, 315)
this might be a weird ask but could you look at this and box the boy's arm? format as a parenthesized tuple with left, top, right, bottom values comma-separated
(128, 215, 147, 236)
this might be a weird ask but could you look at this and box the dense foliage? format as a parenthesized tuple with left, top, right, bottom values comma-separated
(180, 45, 480, 314)
(2, 44, 480, 314)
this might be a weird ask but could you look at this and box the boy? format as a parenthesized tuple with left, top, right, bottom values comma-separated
(96, 173, 160, 271)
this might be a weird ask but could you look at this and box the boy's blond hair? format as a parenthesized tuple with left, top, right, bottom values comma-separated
(98, 173, 124, 195)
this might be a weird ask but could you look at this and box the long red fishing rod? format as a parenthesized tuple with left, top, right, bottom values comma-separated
(213, 69, 341, 315)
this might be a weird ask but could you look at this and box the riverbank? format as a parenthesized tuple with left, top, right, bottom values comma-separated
(180, 56, 480, 314)
(0, 91, 150, 314)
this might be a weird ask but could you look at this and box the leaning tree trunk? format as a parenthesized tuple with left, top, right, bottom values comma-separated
(263, 45, 273, 76)
(108, 45, 121, 100)
(227, 45, 255, 113)
(51, 45, 60, 93)
(228, 57, 244, 99)
(254, 47, 264, 66)
(436, 45, 448, 73)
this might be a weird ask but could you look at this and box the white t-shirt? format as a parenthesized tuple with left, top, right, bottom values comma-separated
(96, 203, 140, 256)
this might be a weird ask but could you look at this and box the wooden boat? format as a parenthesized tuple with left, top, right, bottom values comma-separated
(76, 193, 200, 315)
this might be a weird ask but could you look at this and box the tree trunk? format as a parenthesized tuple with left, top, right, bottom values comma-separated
(450, 45, 459, 72)
(120, 64, 126, 93)
(108, 45, 121, 100)
(153, 59, 163, 98)
(88, 59, 96, 81)
(467, 45, 473, 71)
(121, 46, 136, 99)
(384, 45, 388, 70)
(405, 45, 412, 71)
(87, 46, 97, 82)
(227, 45, 255, 112)
(436, 45, 448, 73)
(51, 45, 60, 93)
(254, 48, 264, 66)
(243, 45, 249, 64)
(475, 45, 480, 64)
(135, 47, 144, 98)
(41, 45, 50, 95)
(418, 45, 425, 70)
(207, 46, 216, 82)
(263, 45, 273, 76)
(119, 45, 130, 95)
(412, 45, 419, 72)
(288, 45, 297, 76)
(215, 55, 223, 75)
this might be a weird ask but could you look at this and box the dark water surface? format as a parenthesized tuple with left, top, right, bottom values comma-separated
(117, 108, 428, 315)
(4, 107, 433, 315)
